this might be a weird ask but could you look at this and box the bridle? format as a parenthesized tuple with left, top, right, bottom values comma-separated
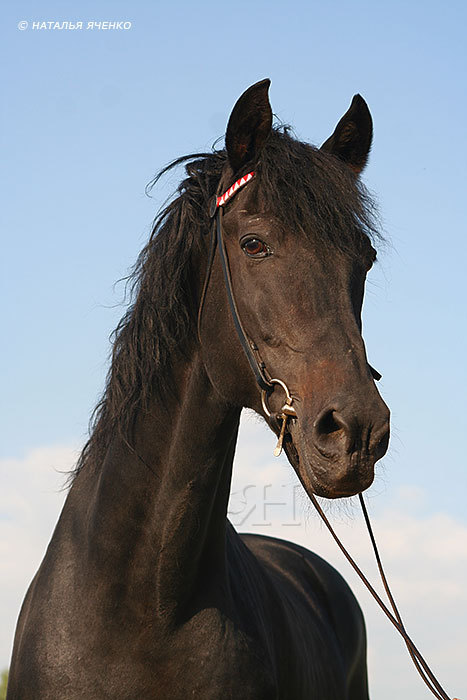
(198, 169, 456, 700)
(199, 170, 298, 457)
(209, 172, 270, 391)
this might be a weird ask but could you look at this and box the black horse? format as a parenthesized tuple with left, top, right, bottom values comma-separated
(8, 80, 390, 699)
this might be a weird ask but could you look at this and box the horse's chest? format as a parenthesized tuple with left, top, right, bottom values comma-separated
(152, 611, 277, 699)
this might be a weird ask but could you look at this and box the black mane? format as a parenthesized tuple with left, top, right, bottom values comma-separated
(71, 126, 381, 482)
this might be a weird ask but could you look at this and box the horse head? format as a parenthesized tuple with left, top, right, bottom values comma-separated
(199, 79, 390, 499)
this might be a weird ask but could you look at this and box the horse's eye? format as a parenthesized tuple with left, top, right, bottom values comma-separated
(241, 237, 270, 258)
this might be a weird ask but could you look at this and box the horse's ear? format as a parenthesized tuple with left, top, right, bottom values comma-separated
(225, 79, 273, 173)
(320, 94, 373, 174)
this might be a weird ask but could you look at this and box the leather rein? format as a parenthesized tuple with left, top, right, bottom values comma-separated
(199, 170, 456, 700)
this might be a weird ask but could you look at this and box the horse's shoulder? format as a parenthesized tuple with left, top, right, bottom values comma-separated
(240, 533, 366, 646)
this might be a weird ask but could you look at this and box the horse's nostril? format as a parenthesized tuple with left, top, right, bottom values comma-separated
(316, 410, 344, 437)
(313, 408, 350, 458)
(312, 403, 390, 461)
(372, 421, 390, 459)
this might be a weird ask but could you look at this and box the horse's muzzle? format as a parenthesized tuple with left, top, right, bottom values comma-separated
(286, 396, 390, 498)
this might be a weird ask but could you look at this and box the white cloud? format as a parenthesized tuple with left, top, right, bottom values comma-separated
(1, 418, 465, 700)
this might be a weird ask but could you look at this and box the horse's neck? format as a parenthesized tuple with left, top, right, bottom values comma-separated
(74, 350, 241, 622)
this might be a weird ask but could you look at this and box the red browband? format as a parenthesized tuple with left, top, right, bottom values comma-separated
(216, 171, 255, 208)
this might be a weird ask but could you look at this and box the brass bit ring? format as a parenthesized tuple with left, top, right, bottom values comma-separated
(261, 379, 297, 419)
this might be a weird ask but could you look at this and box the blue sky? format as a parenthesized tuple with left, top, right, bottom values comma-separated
(2, 0, 466, 695)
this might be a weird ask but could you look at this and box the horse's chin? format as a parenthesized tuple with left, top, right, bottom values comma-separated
(283, 432, 375, 499)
